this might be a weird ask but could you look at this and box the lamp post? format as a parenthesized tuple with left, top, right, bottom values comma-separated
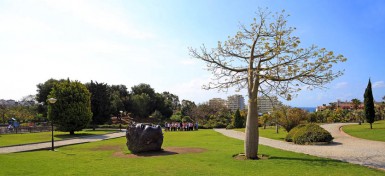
(119, 111, 123, 131)
(48, 98, 57, 151)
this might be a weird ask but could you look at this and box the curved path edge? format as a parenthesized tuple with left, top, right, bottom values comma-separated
(0, 131, 126, 154)
(214, 123, 385, 171)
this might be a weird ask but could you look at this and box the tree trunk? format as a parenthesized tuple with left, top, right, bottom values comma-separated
(276, 124, 279, 134)
(70, 131, 75, 135)
(245, 101, 259, 159)
(370, 123, 372, 129)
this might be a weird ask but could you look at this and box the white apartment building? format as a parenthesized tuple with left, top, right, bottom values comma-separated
(257, 96, 281, 114)
(209, 98, 227, 107)
(227, 94, 245, 111)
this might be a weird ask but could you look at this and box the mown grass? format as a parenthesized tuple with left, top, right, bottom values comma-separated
(0, 129, 383, 175)
(342, 120, 385, 142)
(235, 126, 288, 141)
(0, 129, 117, 147)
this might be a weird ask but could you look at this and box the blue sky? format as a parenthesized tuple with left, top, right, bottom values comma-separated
(0, 0, 384, 107)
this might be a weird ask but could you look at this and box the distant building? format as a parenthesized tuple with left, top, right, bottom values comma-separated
(227, 94, 245, 111)
(0, 99, 36, 107)
(209, 98, 227, 107)
(0, 99, 17, 107)
(316, 100, 364, 112)
(257, 96, 281, 114)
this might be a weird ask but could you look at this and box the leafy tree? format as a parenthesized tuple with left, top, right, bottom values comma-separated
(182, 116, 192, 122)
(162, 91, 180, 110)
(233, 109, 244, 128)
(189, 9, 346, 158)
(130, 93, 152, 118)
(273, 106, 307, 132)
(155, 93, 173, 120)
(0, 104, 8, 124)
(150, 110, 163, 121)
(351, 98, 361, 110)
(170, 111, 182, 122)
(36, 79, 65, 116)
(48, 80, 92, 135)
(4, 106, 36, 123)
(110, 84, 129, 114)
(351, 98, 362, 124)
(181, 100, 196, 117)
(193, 102, 232, 129)
(86, 81, 112, 130)
(364, 79, 375, 129)
(131, 83, 156, 97)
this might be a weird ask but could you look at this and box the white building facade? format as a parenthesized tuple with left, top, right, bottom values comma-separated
(257, 96, 281, 114)
(227, 94, 245, 112)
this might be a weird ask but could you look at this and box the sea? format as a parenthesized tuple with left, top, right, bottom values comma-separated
(297, 107, 316, 112)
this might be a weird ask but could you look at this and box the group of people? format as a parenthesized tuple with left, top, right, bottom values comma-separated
(164, 122, 198, 131)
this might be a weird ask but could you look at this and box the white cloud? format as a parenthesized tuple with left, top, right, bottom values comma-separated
(43, 0, 154, 40)
(373, 81, 385, 88)
(334, 82, 348, 89)
(0, 15, 54, 34)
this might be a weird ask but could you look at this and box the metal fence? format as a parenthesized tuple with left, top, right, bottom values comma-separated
(0, 126, 51, 134)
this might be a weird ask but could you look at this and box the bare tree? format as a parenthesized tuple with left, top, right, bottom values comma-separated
(189, 9, 346, 159)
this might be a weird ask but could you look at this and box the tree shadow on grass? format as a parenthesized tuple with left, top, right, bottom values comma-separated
(55, 133, 96, 139)
(269, 156, 344, 166)
(327, 141, 342, 146)
(132, 150, 179, 157)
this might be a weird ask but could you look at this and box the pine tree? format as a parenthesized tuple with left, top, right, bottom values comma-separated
(364, 79, 375, 129)
(233, 109, 244, 128)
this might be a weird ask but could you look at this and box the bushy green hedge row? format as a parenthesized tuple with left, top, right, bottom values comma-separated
(285, 124, 333, 145)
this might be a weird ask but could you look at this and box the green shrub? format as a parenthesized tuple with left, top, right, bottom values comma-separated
(233, 109, 244, 128)
(213, 122, 227, 128)
(291, 124, 333, 145)
(226, 124, 234, 129)
(285, 124, 306, 142)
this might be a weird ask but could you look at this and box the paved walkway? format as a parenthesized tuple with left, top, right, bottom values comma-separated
(0, 131, 126, 154)
(214, 123, 385, 171)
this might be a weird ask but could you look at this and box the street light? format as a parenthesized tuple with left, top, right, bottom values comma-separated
(48, 98, 57, 151)
(119, 111, 123, 131)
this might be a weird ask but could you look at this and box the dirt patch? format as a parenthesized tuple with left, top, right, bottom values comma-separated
(95, 145, 206, 158)
(95, 145, 121, 151)
(233, 153, 270, 160)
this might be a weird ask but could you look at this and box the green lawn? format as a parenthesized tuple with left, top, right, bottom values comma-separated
(342, 120, 385, 142)
(0, 130, 383, 175)
(235, 126, 288, 141)
(0, 129, 117, 147)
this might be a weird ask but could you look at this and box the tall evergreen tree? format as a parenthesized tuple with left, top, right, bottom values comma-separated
(364, 79, 375, 129)
(233, 109, 244, 128)
(85, 81, 112, 130)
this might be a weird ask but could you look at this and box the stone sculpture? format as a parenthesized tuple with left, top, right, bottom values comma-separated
(126, 123, 163, 153)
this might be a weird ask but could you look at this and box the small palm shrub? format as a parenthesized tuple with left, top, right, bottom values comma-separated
(291, 124, 333, 144)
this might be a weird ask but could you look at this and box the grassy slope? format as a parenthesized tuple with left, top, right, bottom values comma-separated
(0, 129, 117, 147)
(235, 126, 288, 141)
(342, 120, 385, 142)
(0, 130, 383, 175)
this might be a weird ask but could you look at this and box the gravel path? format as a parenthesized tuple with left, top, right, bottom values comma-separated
(0, 131, 126, 154)
(214, 123, 385, 171)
